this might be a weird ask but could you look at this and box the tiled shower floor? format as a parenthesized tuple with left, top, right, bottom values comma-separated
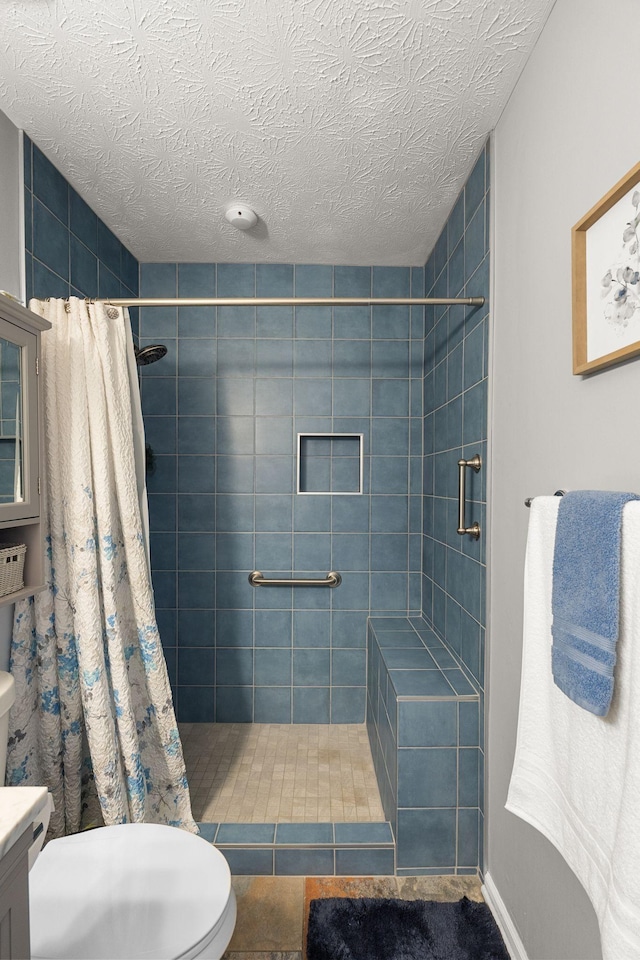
(180, 723, 385, 823)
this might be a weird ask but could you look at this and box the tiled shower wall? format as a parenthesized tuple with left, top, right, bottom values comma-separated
(23, 135, 139, 307)
(140, 263, 425, 724)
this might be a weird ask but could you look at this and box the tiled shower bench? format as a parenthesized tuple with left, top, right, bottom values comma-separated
(366, 617, 482, 876)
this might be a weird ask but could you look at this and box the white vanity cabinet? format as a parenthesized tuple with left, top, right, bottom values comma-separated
(0, 296, 50, 606)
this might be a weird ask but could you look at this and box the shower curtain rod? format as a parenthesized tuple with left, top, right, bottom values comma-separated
(89, 296, 484, 308)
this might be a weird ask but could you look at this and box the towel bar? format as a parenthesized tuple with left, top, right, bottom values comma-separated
(249, 571, 342, 588)
(524, 490, 566, 507)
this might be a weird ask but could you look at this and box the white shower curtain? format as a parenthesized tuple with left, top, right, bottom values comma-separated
(6, 298, 196, 837)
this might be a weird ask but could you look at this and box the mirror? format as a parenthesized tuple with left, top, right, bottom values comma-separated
(0, 338, 23, 504)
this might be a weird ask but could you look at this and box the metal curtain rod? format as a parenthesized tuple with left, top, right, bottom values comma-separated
(90, 296, 485, 308)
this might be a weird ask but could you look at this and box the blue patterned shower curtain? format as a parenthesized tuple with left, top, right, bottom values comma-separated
(6, 298, 195, 837)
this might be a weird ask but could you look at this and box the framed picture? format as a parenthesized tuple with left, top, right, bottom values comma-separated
(572, 161, 640, 374)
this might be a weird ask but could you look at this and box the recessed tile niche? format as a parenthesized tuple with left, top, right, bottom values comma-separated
(297, 433, 364, 495)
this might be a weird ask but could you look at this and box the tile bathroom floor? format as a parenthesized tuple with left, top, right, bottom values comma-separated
(222, 874, 484, 958)
(181, 723, 385, 823)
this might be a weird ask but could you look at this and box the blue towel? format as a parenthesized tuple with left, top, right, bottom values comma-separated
(552, 490, 639, 716)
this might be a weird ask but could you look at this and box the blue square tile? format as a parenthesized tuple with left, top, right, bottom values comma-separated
(371, 457, 408, 495)
(98, 263, 120, 299)
(33, 146, 68, 224)
(216, 378, 253, 416)
(150, 532, 176, 570)
(372, 418, 409, 457)
(178, 494, 216, 531)
(293, 648, 330, 685)
(178, 262, 215, 296)
(293, 686, 330, 723)
(179, 647, 215, 685)
(334, 265, 371, 297)
(274, 848, 333, 876)
(463, 380, 487, 445)
(398, 748, 457, 806)
(396, 808, 456, 868)
(459, 700, 479, 747)
(255, 649, 291, 685)
(178, 306, 216, 337)
(332, 496, 370, 532)
(370, 572, 408, 610)
(218, 305, 255, 338)
(97, 221, 121, 277)
(255, 495, 292, 532)
(178, 571, 215, 608)
(255, 379, 293, 416)
(256, 262, 293, 296)
(216, 422, 255, 463)
(216, 610, 253, 647)
(332, 649, 365, 686)
(372, 380, 409, 417)
(256, 339, 293, 377)
(217, 339, 255, 378)
(140, 263, 177, 297)
(156, 608, 178, 646)
(221, 848, 273, 875)
(458, 748, 479, 806)
(391, 670, 456, 697)
(153, 570, 176, 608)
(294, 339, 332, 378)
(373, 266, 410, 298)
(70, 236, 97, 296)
(372, 305, 409, 340)
(295, 305, 331, 338)
(294, 380, 332, 416)
(331, 687, 365, 723)
(334, 823, 393, 844)
(330, 572, 369, 611)
(177, 417, 215, 455)
(370, 534, 408, 572)
(256, 456, 293, 494)
(293, 533, 330, 571)
(178, 339, 216, 378)
(331, 534, 368, 572)
(197, 823, 218, 843)
(255, 532, 292, 571)
(148, 494, 176, 531)
(370, 496, 408, 534)
(333, 340, 371, 378)
(141, 378, 176, 417)
(257, 306, 294, 338)
(331, 612, 366, 648)
(216, 570, 252, 609)
(214, 532, 251, 571)
(217, 455, 254, 493)
(465, 203, 485, 279)
(254, 686, 291, 722)
(293, 495, 330, 532)
(177, 687, 214, 722)
(333, 379, 370, 417)
(121, 247, 138, 293)
(293, 611, 330, 648)
(216, 681, 253, 723)
(255, 610, 292, 647)
(334, 305, 370, 339)
(398, 700, 457, 747)
(33, 199, 68, 280)
(177, 609, 215, 647)
(178, 379, 215, 416)
(217, 262, 255, 297)
(335, 849, 394, 876)
(178, 455, 215, 493)
(178, 532, 216, 570)
(216, 648, 254, 686)
(294, 264, 332, 296)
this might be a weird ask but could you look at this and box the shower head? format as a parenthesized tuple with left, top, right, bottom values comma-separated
(135, 344, 167, 366)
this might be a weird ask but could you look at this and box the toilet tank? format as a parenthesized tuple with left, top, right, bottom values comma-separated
(0, 671, 16, 785)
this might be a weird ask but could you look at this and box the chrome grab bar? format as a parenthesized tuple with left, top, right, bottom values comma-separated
(248, 570, 342, 588)
(457, 454, 482, 540)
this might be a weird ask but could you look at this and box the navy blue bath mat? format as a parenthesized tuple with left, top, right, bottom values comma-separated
(306, 896, 509, 960)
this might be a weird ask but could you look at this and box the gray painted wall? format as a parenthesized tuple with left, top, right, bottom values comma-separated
(487, 0, 640, 957)
(0, 108, 22, 672)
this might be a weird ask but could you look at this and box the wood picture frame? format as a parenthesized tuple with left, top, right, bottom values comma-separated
(572, 161, 640, 374)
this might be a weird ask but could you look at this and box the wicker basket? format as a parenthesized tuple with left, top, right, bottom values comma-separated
(0, 543, 26, 598)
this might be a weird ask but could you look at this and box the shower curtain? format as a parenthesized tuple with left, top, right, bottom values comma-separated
(6, 298, 196, 837)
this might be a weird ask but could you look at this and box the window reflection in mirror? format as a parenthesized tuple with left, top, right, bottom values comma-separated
(0, 339, 23, 504)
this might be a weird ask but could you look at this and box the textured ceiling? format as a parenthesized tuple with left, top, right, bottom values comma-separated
(0, 0, 554, 265)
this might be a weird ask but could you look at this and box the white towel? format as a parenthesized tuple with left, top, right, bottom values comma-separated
(506, 497, 640, 960)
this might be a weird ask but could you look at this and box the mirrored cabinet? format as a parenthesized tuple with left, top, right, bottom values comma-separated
(0, 295, 51, 606)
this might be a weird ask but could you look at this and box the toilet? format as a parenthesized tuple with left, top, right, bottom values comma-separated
(0, 672, 237, 960)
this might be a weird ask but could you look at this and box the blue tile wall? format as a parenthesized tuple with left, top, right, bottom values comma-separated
(140, 262, 425, 723)
(422, 139, 489, 845)
(23, 135, 139, 332)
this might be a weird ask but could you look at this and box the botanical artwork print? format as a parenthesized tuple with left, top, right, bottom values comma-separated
(6, 298, 196, 838)
(586, 183, 640, 363)
(600, 189, 640, 331)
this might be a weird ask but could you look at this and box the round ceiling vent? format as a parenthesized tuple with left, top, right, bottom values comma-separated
(224, 204, 258, 230)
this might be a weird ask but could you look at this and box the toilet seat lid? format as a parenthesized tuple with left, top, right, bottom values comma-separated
(29, 823, 232, 960)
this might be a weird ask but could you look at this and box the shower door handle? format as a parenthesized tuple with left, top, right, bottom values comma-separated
(457, 454, 481, 540)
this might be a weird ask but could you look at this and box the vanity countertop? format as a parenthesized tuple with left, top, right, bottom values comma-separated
(0, 786, 49, 860)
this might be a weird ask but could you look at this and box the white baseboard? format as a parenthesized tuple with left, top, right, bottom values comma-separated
(482, 871, 529, 960)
